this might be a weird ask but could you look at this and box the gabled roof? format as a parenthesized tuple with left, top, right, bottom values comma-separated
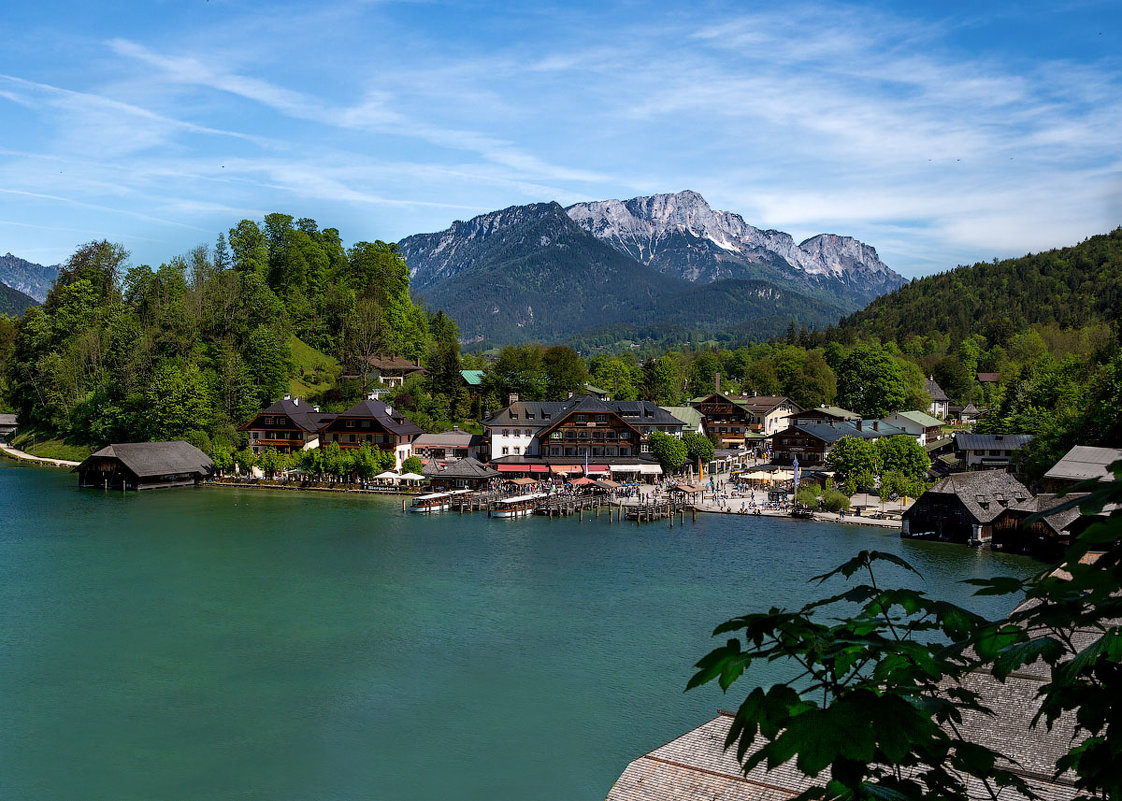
(583, 383, 608, 396)
(977, 372, 1001, 383)
(925, 377, 949, 401)
(954, 433, 1034, 451)
(368, 355, 424, 372)
(1007, 493, 1090, 535)
(240, 397, 336, 432)
(336, 398, 423, 437)
(789, 421, 908, 444)
(422, 456, 499, 479)
(81, 441, 213, 479)
(735, 395, 802, 414)
(486, 395, 684, 429)
(459, 369, 485, 386)
(891, 410, 944, 428)
(1044, 445, 1122, 483)
(916, 471, 1031, 524)
(485, 401, 570, 426)
(0, 413, 17, 426)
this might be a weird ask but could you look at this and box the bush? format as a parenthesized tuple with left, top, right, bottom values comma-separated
(795, 486, 821, 507)
(822, 489, 851, 512)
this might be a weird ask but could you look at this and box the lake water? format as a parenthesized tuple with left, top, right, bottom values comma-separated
(0, 463, 1038, 801)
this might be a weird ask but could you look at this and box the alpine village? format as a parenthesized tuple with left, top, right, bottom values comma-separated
(3, 195, 1121, 801)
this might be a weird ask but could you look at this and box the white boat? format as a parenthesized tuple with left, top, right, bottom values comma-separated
(490, 493, 546, 518)
(410, 492, 451, 513)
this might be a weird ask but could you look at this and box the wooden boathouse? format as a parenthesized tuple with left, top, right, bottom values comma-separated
(77, 441, 214, 491)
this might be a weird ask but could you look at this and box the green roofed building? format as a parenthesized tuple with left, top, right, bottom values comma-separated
(460, 369, 485, 387)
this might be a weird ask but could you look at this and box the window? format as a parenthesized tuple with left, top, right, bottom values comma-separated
(550, 447, 560, 456)
(527, 412, 535, 420)
(620, 447, 630, 456)
(620, 432, 631, 440)
(551, 431, 563, 440)
(575, 414, 587, 422)
(525, 429, 532, 437)
(502, 447, 509, 455)
(595, 414, 608, 423)
(513, 447, 520, 455)
(542, 412, 551, 420)
(346, 419, 355, 428)
(510, 412, 519, 420)
(348, 434, 356, 443)
(502, 429, 509, 437)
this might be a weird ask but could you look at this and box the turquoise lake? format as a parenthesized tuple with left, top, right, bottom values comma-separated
(0, 463, 1039, 801)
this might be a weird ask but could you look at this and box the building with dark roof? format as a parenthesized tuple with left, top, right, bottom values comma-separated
(0, 413, 17, 441)
(367, 356, 425, 387)
(413, 429, 485, 463)
(1042, 445, 1122, 491)
(77, 441, 214, 490)
(484, 394, 686, 464)
(422, 456, 500, 490)
(953, 433, 1033, 471)
(319, 394, 423, 469)
(992, 493, 1096, 558)
(239, 395, 336, 454)
(771, 419, 908, 466)
(925, 376, 949, 419)
(902, 470, 1031, 543)
(690, 392, 802, 447)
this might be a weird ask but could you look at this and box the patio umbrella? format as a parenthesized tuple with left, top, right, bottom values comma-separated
(398, 472, 425, 481)
(374, 470, 399, 481)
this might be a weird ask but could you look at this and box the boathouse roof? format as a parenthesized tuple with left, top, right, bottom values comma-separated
(81, 441, 214, 479)
(422, 456, 499, 479)
(916, 471, 1031, 524)
(954, 433, 1034, 452)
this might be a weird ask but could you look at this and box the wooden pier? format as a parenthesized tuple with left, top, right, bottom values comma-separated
(410, 487, 697, 526)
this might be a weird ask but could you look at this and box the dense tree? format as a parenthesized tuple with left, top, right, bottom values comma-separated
(681, 431, 715, 467)
(825, 436, 879, 492)
(542, 345, 588, 400)
(647, 430, 688, 473)
(836, 345, 907, 417)
(875, 435, 930, 481)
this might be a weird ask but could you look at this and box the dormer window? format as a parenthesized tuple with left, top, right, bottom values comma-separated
(510, 412, 519, 420)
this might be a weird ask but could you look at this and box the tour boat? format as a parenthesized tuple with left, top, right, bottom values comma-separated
(410, 492, 451, 513)
(490, 493, 546, 519)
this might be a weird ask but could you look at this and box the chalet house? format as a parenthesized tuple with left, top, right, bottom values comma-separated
(77, 441, 213, 491)
(318, 395, 422, 469)
(884, 410, 944, 446)
(240, 395, 336, 455)
(953, 433, 1033, 471)
(583, 383, 611, 401)
(482, 394, 684, 479)
(925, 376, 949, 419)
(1041, 445, 1122, 492)
(413, 429, 486, 464)
(459, 369, 485, 394)
(690, 392, 755, 448)
(0, 413, 17, 441)
(901, 471, 1030, 544)
(690, 393, 801, 448)
(976, 371, 1001, 385)
(771, 419, 907, 466)
(367, 356, 425, 388)
(422, 456, 500, 490)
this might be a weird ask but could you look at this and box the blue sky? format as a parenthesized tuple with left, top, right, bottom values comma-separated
(2, 0, 1120, 277)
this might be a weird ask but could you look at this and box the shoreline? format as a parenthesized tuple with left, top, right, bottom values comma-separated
(0, 442, 80, 469)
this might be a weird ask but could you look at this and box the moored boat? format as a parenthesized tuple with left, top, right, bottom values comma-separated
(411, 492, 451, 513)
(490, 493, 546, 518)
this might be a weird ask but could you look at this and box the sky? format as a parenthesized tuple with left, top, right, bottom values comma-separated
(1, 0, 1120, 278)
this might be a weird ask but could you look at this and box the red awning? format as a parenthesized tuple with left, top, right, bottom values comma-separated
(586, 464, 610, 473)
(551, 465, 580, 473)
(496, 464, 525, 472)
(529, 464, 549, 473)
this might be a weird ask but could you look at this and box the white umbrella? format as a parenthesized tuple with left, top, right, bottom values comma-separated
(399, 472, 425, 481)
(374, 470, 399, 481)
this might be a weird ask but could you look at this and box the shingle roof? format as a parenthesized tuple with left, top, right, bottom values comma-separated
(954, 433, 1034, 452)
(1044, 445, 1122, 483)
(1007, 493, 1090, 535)
(792, 405, 860, 421)
(82, 441, 213, 479)
(0, 413, 17, 426)
(977, 372, 1001, 383)
(422, 456, 499, 479)
(368, 356, 423, 371)
(925, 377, 949, 401)
(486, 395, 685, 429)
(919, 471, 1031, 524)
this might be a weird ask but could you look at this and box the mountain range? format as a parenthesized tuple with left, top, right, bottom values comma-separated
(400, 190, 904, 346)
(0, 253, 58, 303)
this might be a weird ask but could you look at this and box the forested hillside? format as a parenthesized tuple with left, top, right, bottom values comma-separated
(837, 228, 1122, 344)
(0, 282, 37, 317)
(1, 215, 436, 454)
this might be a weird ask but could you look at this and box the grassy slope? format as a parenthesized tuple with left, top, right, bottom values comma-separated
(11, 430, 94, 461)
(288, 334, 340, 397)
